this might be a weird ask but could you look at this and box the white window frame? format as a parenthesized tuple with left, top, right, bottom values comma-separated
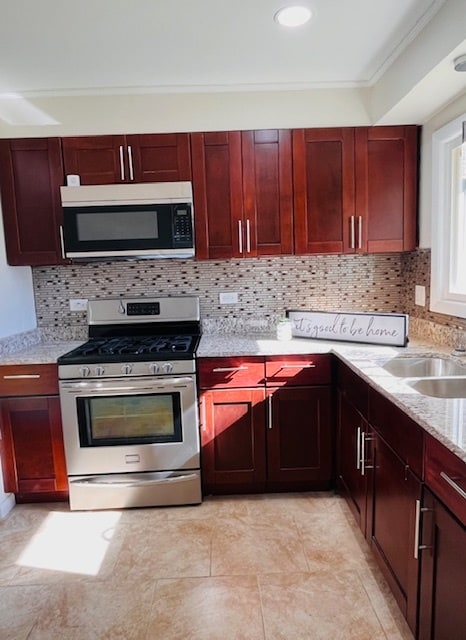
(430, 113, 466, 318)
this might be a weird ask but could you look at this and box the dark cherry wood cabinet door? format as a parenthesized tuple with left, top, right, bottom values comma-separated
(242, 129, 293, 256)
(62, 135, 126, 184)
(266, 386, 332, 490)
(293, 128, 355, 254)
(369, 433, 421, 635)
(0, 138, 66, 265)
(337, 391, 369, 535)
(0, 396, 68, 502)
(126, 133, 192, 182)
(355, 125, 418, 253)
(418, 488, 466, 640)
(191, 131, 243, 259)
(200, 388, 266, 494)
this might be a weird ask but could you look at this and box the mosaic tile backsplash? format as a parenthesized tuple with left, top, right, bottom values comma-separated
(32, 254, 404, 339)
(31, 249, 466, 347)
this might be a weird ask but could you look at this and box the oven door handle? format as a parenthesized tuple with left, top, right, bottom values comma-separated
(61, 377, 194, 394)
(70, 473, 198, 488)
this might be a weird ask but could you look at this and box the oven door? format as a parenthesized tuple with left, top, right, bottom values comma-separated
(59, 376, 200, 476)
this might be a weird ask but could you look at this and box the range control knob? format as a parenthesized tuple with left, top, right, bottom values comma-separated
(149, 363, 159, 375)
(121, 364, 133, 375)
(79, 366, 91, 378)
(162, 362, 173, 374)
(94, 366, 105, 377)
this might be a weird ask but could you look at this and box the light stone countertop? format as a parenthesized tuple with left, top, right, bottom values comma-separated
(198, 333, 466, 463)
(0, 341, 85, 365)
(1, 334, 465, 463)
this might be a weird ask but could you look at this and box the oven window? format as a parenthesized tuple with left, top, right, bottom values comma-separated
(77, 393, 182, 447)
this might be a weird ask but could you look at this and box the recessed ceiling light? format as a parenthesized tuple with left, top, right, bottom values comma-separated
(274, 5, 312, 28)
(454, 54, 466, 72)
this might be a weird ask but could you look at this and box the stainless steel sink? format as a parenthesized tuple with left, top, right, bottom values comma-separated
(407, 377, 466, 398)
(382, 356, 466, 378)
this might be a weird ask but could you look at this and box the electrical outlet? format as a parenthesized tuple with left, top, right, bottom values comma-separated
(69, 298, 88, 312)
(219, 292, 238, 304)
(415, 285, 426, 307)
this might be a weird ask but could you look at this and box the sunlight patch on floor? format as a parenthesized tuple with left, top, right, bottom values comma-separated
(16, 510, 121, 576)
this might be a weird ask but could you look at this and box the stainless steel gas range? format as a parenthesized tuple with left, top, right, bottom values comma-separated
(57, 296, 201, 511)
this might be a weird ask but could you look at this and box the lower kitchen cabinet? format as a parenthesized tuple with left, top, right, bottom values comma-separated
(198, 354, 333, 495)
(337, 361, 423, 636)
(0, 364, 68, 502)
(200, 387, 267, 494)
(418, 488, 466, 640)
(337, 390, 370, 534)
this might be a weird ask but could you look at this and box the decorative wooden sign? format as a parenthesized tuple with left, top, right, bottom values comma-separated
(286, 310, 409, 347)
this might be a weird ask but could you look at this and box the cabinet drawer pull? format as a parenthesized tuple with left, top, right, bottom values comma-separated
(358, 215, 363, 249)
(440, 471, 466, 500)
(3, 374, 41, 380)
(280, 364, 316, 369)
(212, 366, 249, 373)
(246, 219, 251, 253)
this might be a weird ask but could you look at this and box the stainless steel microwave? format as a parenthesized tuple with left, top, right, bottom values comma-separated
(60, 182, 194, 261)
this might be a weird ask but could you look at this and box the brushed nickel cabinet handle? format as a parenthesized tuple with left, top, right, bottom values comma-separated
(59, 225, 66, 260)
(356, 426, 361, 470)
(414, 499, 432, 559)
(358, 215, 363, 249)
(212, 366, 249, 373)
(246, 219, 251, 253)
(127, 145, 134, 181)
(268, 394, 273, 429)
(440, 471, 466, 500)
(350, 215, 355, 249)
(238, 220, 243, 254)
(3, 374, 41, 380)
(280, 364, 316, 369)
(119, 145, 125, 181)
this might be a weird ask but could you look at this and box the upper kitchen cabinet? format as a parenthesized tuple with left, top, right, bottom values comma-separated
(191, 129, 293, 260)
(0, 138, 67, 266)
(242, 129, 293, 256)
(191, 131, 243, 260)
(354, 126, 418, 253)
(61, 133, 192, 185)
(293, 128, 355, 254)
(293, 125, 418, 255)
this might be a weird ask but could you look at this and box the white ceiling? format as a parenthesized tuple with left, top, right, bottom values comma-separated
(0, 0, 449, 94)
(0, 0, 465, 131)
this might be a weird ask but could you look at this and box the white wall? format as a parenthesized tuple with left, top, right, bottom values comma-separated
(0, 201, 37, 339)
(418, 91, 466, 248)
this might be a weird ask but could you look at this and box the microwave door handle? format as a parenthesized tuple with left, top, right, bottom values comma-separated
(119, 145, 125, 181)
(127, 145, 134, 181)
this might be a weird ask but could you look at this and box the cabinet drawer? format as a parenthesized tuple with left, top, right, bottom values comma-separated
(425, 435, 466, 527)
(368, 387, 423, 479)
(198, 357, 265, 389)
(265, 354, 332, 386)
(0, 364, 59, 396)
(337, 361, 368, 416)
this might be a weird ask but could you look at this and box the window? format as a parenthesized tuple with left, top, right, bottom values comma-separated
(431, 115, 466, 318)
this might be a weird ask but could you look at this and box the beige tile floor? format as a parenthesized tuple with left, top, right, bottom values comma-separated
(0, 492, 414, 640)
